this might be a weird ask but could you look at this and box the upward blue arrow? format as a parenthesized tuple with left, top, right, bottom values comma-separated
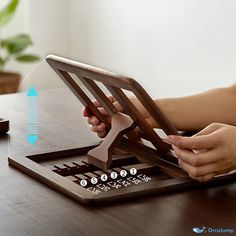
(27, 86, 38, 97)
(27, 134, 38, 145)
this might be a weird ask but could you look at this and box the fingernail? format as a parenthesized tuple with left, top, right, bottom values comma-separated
(172, 144, 176, 150)
(91, 116, 96, 122)
(162, 138, 171, 144)
(167, 135, 178, 144)
(170, 149, 178, 158)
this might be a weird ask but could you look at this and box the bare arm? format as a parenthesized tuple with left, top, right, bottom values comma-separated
(84, 83, 236, 135)
(153, 84, 236, 131)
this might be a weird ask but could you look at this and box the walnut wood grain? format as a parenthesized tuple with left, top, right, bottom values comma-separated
(87, 113, 135, 170)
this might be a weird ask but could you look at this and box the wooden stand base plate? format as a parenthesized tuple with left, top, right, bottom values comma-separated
(8, 140, 236, 205)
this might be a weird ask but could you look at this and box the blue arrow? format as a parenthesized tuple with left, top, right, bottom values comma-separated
(27, 86, 38, 97)
(27, 86, 39, 145)
(27, 134, 38, 145)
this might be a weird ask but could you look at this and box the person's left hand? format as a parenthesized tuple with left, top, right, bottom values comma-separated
(167, 123, 236, 182)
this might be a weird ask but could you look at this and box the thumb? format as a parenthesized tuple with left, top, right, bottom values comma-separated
(167, 134, 218, 150)
(193, 123, 221, 137)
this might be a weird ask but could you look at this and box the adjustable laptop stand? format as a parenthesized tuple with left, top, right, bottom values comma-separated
(8, 55, 236, 205)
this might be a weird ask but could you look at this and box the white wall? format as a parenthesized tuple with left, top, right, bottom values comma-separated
(68, 0, 236, 98)
(24, 0, 70, 89)
(1, 0, 30, 75)
(27, 0, 69, 59)
(1, 0, 70, 89)
(2, 0, 236, 97)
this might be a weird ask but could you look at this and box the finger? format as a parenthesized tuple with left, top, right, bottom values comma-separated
(172, 146, 221, 166)
(146, 116, 159, 128)
(98, 107, 109, 116)
(178, 159, 218, 178)
(87, 116, 100, 126)
(176, 148, 233, 176)
(92, 96, 117, 107)
(85, 103, 109, 116)
(189, 173, 215, 182)
(113, 101, 123, 112)
(83, 105, 107, 117)
(193, 123, 221, 137)
(83, 106, 108, 117)
(93, 99, 123, 114)
(97, 130, 107, 138)
(167, 134, 218, 150)
(107, 95, 124, 112)
(83, 107, 90, 117)
(90, 123, 106, 132)
(92, 100, 101, 108)
(106, 95, 116, 103)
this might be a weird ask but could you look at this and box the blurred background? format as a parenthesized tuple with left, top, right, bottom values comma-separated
(1, 0, 236, 97)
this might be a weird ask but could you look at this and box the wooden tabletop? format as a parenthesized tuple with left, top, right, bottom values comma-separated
(0, 89, 235, 236)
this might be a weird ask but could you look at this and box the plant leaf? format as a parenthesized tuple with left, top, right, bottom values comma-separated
(0, 57, 5, 66)
(1, 34, 32, 54)
(16, 54, 40, 63)
(0, 0, 19, 27)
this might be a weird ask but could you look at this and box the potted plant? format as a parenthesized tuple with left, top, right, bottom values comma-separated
(0, 0, 40, 94)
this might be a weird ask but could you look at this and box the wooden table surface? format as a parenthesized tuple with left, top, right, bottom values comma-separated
(0, 88, 235, 236)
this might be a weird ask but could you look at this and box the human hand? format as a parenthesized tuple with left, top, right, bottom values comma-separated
(83, 95, 157, 138)
(167, 123, 236, 182)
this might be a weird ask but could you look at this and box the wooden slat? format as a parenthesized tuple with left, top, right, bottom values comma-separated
(74, 174, 89, 180)
(54, 163, 68, 171)
(64, 163, 77, 168)
(132, 81, 179, 135)
(105, 85, 170, 153)
(84, 172, 98, 178)
(56, 69, 111, 129)
(46, 56, 134, 90)
(77, 75, 117, 117)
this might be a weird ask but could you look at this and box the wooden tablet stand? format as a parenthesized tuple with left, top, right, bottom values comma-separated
(46, 55, 179, 171)
(8, 55, 236, 205)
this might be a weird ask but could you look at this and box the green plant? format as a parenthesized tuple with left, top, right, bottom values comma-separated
(0, 0, 40, 72)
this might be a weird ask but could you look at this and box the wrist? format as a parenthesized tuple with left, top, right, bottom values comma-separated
(155, 98, 178, 128)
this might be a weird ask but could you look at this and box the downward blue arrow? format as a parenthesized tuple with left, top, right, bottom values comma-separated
(27, 86, 38, 97)
(27, 134, 38, 145)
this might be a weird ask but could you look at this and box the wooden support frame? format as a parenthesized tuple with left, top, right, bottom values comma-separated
(46, 55, 178, 170)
